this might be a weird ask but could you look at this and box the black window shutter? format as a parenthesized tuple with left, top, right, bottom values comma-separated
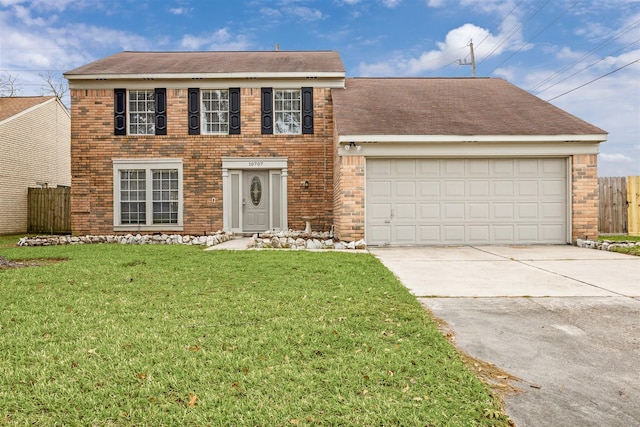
(188, 88, 200, 135)
(302, 87, 313, 134)
(114, 88, 126, 135)
(261, 87, 273, 135)
(229, 87, 241, 135)
(155, 88, 167, 135)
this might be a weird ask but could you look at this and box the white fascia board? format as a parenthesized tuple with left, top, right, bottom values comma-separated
(338, 141, 601, 157)
(67, 77, 346, 90)
(338, 134, 608, 143)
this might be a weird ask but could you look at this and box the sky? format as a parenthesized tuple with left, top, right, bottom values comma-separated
(1, 0, 638, 177)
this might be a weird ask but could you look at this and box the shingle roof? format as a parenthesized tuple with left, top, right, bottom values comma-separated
(332, 78, 606, 137)
(0, 96, 54, 122)
(65, 51, 345, 76)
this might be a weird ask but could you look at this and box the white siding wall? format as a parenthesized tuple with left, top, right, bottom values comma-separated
(0, 99, 71, 234)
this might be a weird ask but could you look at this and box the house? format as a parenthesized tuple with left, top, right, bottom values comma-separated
(64, 51, 606, 245)
(0, 96, 71, 235)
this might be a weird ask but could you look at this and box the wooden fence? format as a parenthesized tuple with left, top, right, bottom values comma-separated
(27, 187, 71, 234)
(598, 176, 640, 236)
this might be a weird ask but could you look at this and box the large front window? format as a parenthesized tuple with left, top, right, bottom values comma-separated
(113, 159, 183, 230)
(274, 89, 301, 134)
(129, 90, 155, 135)
(202, 89, 229, 134)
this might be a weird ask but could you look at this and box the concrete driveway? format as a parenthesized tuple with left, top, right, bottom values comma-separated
(369, 245, 640, 427)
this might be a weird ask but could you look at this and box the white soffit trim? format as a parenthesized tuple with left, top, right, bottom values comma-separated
(67, 77, 346, 90)
(338, 134, 608, 143)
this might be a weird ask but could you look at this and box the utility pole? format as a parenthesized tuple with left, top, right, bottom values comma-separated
(458, 40, 476, 77)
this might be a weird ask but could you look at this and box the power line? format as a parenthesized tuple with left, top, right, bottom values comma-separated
(536, 37, 640, 95)
(546, 58, 639, 101)
(488, 0, 582, 74)
(528, 18, 640, 91)
(477, 0, 551, 65)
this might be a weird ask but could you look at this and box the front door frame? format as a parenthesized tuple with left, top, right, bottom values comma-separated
(222, 157, 288, 233)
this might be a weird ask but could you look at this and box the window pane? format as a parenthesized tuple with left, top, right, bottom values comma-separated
(274, 89, 301, 134)
(129, 90, 155, 135)
(201, 89, 229, 134)
(151, 169, 178, 224)
(120, 169, 146, 224)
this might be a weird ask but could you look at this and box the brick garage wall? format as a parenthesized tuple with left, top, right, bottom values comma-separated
(70, 87, 334, 235)
(332, 148, 365, 242)
(571, 153, 599, 241)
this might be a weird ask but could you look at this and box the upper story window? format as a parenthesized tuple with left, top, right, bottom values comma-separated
(274, 89, 301, 134)
(261, 87, 313, 135)
(129, 90, 156, 135)
(114, 88, 166, 136)
(201, 89, 229, 134)
(188, 88, 240, 135)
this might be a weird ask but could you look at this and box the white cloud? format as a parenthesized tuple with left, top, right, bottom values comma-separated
(169, 7, 191, 16)
(382, 0, 401, 7)
(180, 28, 250, 51)
(599, 153, 635, 163)
(282, 6, 324, 20)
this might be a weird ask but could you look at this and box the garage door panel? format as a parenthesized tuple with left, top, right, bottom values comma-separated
(542, 180, 564, 196)
(419, 225, 441, 242)
(420, 203, 440, 219)
(468, 203, 490, 219)
(366, 158, 567, 245)
(444, 203, 465, 219)
(468, 225, 490, 242)
(494, 181, 514, 197)
(444, 181, 465, 197)
(493, 225, 515, 241)
(518, 203, 538, 218)
(369, 180, 392, 198)
(419, 181, 439, 197)
(395, 226, 417, 243)
(494, 203, 515, 219)
(444, 226, 465, 241)
(395, 181, 416, 198)
(468, 180, 490, 197)
(395, 203, 416, 219)
(368, 225, 391, 243)
(418, 159, 441, 175)
(368, 159, 392, 177)
(393, 159, 416, 176)
(369, 203, 392, 219)
(517, 181, 539, 196)
(468, 159, 490, 176)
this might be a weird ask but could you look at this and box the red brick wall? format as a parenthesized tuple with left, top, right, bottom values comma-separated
(70, 87, 334, 235)
(332, 146, 365, 242)
(571, 154, 599, 241)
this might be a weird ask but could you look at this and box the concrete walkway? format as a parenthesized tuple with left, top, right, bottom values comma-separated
(370, 245, 640, 427)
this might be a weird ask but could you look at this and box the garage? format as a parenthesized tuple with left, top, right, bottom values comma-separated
(366, 158, 568, 246)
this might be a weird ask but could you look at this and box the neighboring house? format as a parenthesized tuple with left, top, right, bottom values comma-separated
(0, 96, 71, 235)
(64, 51, 606, 245)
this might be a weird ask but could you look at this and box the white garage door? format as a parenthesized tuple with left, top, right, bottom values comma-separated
(366, 158, 568, 245)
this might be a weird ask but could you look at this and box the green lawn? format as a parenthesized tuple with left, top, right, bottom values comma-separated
(0, 236, 510, 426)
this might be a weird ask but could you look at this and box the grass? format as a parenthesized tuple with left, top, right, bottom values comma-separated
(0, 235, 510, 426)
(598, 234, 640, 256)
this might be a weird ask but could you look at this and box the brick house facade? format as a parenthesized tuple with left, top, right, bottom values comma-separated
(65, 51, 606, 245)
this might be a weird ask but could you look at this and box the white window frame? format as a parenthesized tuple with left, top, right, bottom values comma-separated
(129, 90, 156, 135)
(274, 89, 301, 134)
(113, 159, 183, 232)
(201, 89, 229, 134)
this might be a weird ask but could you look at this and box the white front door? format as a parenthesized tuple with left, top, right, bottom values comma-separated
(243, 171, 269, 232)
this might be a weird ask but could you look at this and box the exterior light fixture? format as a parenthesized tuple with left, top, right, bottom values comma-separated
(344, 142, 361, 152)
